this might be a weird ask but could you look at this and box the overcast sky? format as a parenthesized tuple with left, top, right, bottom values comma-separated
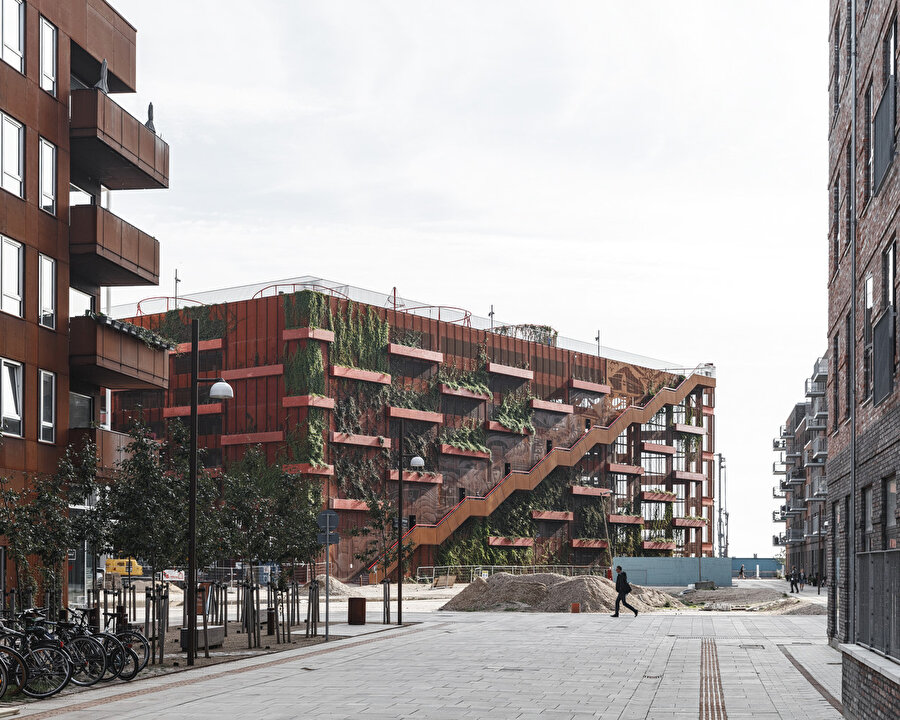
(109, 1, 828, 559)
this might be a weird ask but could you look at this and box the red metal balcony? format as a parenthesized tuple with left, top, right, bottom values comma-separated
(69, 426, 131, 478)
(69, 205, 159, 286)
(69, 314, 169, 390)
(69, 89, 169, 190)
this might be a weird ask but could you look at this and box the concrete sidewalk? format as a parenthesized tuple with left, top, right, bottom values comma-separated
(13, 611, 842, 720)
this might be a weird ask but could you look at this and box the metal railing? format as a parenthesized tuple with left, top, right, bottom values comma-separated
(787, 467, 806, 484)
(811, 356, 828, 381)
(772, 509, 786, 522)
(805, 378, 826, 397)
(414, 564, 610, 584)
(806, 413, 826, 431)
(772, 459, 789, 475)
(812, 395, 828, 418)
(785, 529, 806, 543)
(804, 448, 825, 467)
(812, 435, 828, 458)
(857, 550, 900, 662)
(779, 424, 794, 439)
(773, 438, 787, 452)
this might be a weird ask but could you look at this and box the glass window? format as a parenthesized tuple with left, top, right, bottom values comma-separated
(864, 485, 874, 536)
(39, 370, 55, 443)
(39, 255, 55, 329)
(887, 478, 897, 529)
(39, 138, 56, 215)
(1, 112, 23, 197)
(0, 0, 23, 73)
(39, 17, 56, 95)
(68, 287, 94, 318)
(0, 358, 22, 436)
(69, 392, 94, 428)
(0, 235, 22, 317)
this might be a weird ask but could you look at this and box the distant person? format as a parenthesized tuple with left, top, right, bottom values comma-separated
(789, 566, 799, 593)
(799, 568, 806, 592)
(738, 564, 746, 580)
(611, 565, 638, 618)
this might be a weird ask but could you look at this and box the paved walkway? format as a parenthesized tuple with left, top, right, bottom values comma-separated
(14, 611, 842, 720)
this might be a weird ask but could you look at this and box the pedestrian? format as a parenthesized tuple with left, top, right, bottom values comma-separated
(738, 564, 745, 580)
(611, 565, 638, 617)
(789, 566, 799, 593)
(799, 568, 806, 592)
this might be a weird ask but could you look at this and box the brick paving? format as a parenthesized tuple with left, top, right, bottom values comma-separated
(13, 611, 842, 719)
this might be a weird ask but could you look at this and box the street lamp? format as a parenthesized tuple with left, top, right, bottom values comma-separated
(396, 414, 424, 627)
(187, 319, 233, 667)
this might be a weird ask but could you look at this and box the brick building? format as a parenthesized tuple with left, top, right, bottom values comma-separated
(827, 1, 900, 717)
(0, 0, 169, 603)
(771, 358, 829, 583)
(113, 277, 717, 581)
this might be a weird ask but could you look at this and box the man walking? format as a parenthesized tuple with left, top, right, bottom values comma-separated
(789, 566, 799, 593)
(611, 565, 638, 617)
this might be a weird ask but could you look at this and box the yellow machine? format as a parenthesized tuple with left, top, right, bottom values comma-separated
(105, 557, 143, 576)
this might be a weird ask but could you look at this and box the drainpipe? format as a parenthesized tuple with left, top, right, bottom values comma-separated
(848, 0, 858, 647)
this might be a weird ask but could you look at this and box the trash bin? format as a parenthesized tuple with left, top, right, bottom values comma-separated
(348, 597, 366, 625)
(266, 608, 276, 635)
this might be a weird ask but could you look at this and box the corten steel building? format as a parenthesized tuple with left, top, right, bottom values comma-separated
(827, 1, 900, 717)
(0, 0, 169, 604)
(112, 278, 718, 581)
(771, 358, 829, 583)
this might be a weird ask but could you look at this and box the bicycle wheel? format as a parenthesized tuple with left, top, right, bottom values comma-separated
(65, 636, 107, 687)
(0, 658, 8, 700)
(22, 643, 71, 698)
(116, 630, 150, 672)
(95, 633, 126, 681)
(0, 645, 29, 695)
(117, 647, 140, 682)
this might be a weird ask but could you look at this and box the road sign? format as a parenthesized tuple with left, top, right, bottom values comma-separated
(317, 510, 339, 531)
(317, 531, 340, 545)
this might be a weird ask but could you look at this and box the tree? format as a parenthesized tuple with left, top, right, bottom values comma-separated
(0, 475, 35, 599)
(351, 483, 414, 583)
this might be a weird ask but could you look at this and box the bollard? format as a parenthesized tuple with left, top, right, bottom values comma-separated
(571, 603, 580, 613)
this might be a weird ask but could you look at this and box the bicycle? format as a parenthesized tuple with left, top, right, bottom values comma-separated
(0, 616, 71, 699)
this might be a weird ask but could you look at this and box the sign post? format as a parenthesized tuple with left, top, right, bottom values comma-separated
(316, 510, 340, 641)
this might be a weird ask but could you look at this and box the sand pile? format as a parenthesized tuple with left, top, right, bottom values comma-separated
(441, 572, 682, 613)
(314, 574, 363, 598)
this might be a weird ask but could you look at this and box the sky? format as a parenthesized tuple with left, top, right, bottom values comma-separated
(108, 0, 828, 558)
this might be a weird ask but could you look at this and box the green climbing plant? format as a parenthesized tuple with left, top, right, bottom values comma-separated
(283, 342, 326, 396)
(439, 420, 489, 454)
(286, 409, 327, 468)
(156, 304, 229, 343)
(283, 290, 328, 329)
(493, 387, 534, 434)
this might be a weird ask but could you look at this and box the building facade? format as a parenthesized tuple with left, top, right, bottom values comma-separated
(772, 358, 829, 583)
(112, 278, 717, 581)
(828, 1, 900, 717)
(0, 0, 169, 603)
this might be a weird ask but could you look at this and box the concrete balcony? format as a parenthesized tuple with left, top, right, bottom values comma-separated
(779, 424, 794, 439)
(69, 205, 159, 286)
(772, 509, 786, 522)
(69, 89, 169, 190)
(773, 438, 787, 452)
(804, 448, 825, 467)
(811, 356, 828, 382)
(786, 467, 805, 485)
(69, 314, 170, 390)
(812, 436, 828, 460)
(806, 412, 826, 431)
(811, 396, 828, 419)
(805, 378, 826, 397)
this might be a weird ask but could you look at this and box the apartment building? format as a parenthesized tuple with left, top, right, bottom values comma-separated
(771, 359, 829, 583)
(112, 277, 717, 581)
(827, 1, 900, 716)
(0, 0, 169, 603)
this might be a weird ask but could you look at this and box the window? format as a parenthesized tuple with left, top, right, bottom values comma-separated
(0, 111, 23, 197)
(69, 287, 94, 318)
(39, 370, 55, 443)
(833, 21, 841, 118)
(885, 16, 897, 87)
(845, 314, 852, 416)
(0, 235, 22, 317)
(883, 240, 896, 308)
(832, 334, 840, 430)
(845, 140, 852, 245)
(69, 392, 94, 428)
(39, 17, 56, 96)
(39, 139, 56, 215)
(866, 83, 874, 201)
(887, 478, 897, 531)
(834, 177, 841, 257)
(39, 255, 55, 329)
(863, 485, 874, 550)
(0, 358, 22, 436)
(0, 0, 23, 73)
(864, 275, 874, 398)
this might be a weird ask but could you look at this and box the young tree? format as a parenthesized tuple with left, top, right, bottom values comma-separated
(0, 476, 35, 600)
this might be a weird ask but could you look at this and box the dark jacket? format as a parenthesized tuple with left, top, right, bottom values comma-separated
(615, 571, 629, 593)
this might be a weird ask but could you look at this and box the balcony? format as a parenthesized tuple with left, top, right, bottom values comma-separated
(786, 467, 805, 485)
(772, 459, 789, 475)
(812, 436, 828, 460)
(68, 426, 131, 478)
(806, 412, 826, 431)
(785, 529, 805, 544)
(773, 438, 787, 452)
(772, 509, 786, 523)
(811, 356, 828, 382)
(805, 378, 826, 397)
(773, 533, 786, 546)
(773, 486, 785, 499)
(779, 424, 794, 439)
(804, 448, 825, 467)
(69, 314, 170, 390)
(812, 396, 828, 419)
(782, 502, 804, 517)
(69, 89, 169, 190)
(69, 205, 159, 286)
(811, 474, 828, 498)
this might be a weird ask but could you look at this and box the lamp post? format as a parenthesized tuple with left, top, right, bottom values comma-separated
(396, 415, 424, 627)
(187, 318, 233, 667)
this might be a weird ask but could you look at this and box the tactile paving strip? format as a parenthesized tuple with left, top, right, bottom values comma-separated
(700, 637, 727, 719)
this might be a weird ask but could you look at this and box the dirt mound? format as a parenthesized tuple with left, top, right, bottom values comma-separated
(776, 601, 828, 616)
(314, 575, 363, 598)
(441, 572, 682, 613)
